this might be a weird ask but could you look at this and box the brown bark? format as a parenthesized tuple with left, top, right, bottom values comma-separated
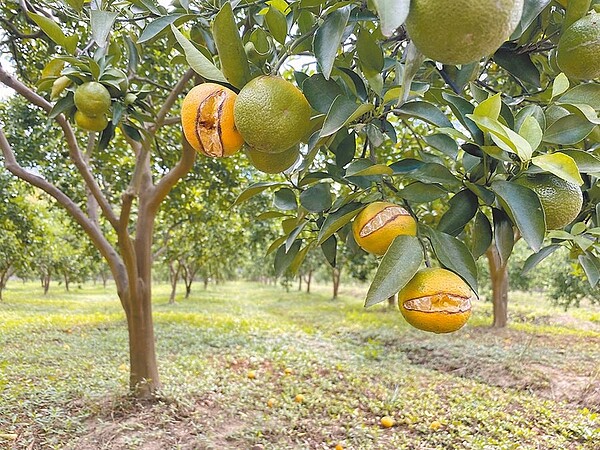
(332, 267, 341, 299)
(298, 274, 302, 291)
(305, 270, 312, 294)
(486, 246, 509, 328)
(0, 268, 8, 301)
(387, 294, 397, 310)
(168, 260, 182, 304)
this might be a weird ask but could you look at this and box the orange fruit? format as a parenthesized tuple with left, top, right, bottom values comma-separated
(74, 110, 108, 132)
(246, 145, 299, 173)
(247, 370, 256, 379)
(181, 83, 244, 157)
(267, 398, 276, 407)
(557, 13, 600, 80)
(398, 268, 475, 334)
(405, 0, 524, 65)
(234, 76, 311, 154)
(352, 201, 417, 255)
(380, 416, 395, 428)
(516, 173, 583, 230)
(294, 394, 304, 403)
(74, 82, 111, 117)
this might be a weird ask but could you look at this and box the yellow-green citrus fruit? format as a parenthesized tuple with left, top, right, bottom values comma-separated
(405, 0, 524, 65)
(181, 83, 244, 157)
(246, 145, 299, 173)
(234, 76, 311, 154)
(352, 201, 417, 255)
(51, 76, 71, 100)
(74, 110, 108, 132)
(516, 173, 583, 230)
(380, 416, 396, 428)
(74, 82, 111, 117)
(398, 268, 475, 334)
(557, 13, 600, 80)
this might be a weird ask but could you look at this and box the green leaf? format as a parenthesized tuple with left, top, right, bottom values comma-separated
(438, 190, 478, 236)
(345, 160, 393, 177)
(399, 182, 447, 203)
(232, 182, 282, 206)
(302, 74, 343, 114)
(273, 188, 297, 211)
(522, 245, 560, 275)
(356, 29, 384, 73)
(561, 150, 600, 173)
(408, 163, 460, 188)
(491, 181, 545, 252)
(543, 114, 596, 145)
(531, 153, 584, 186)
(256, 211, 288, 220)
(289, 242, 312, 275)
(518, 116, 543, 151)
(212, 2, 251, 88)
(551, 73, 570, 99)
(471, 211, 492, 259)
(424, 227, 478, 293)
(442, 92, 484, 144)
(321, 235, 337, 267)
(364, 236, 423, 307)
(317, 203, 364, 245)
(395, 101, 453, 128)
(313, 7, 350, 79)
(320, 96, 373, 137)
(467, 114, 532, 161)
(559, 83, 600, 110)
(473, 93, 501, 120)
(274, 240, 302, 277)
(170, 25, 227, 83)
(90, 10, 118, 47)
(579, 253, 600, 288)
(511, 0, 551, 39)
(64, 0, 84, 12)
(492, 207, 515, 267)
(372, 0, 410, 37)
(424, 134, 458, 158)
(265, 6, 288, 44)
(300, 183, 332, 212)
(138, 14, 186, 43)
(493, 47, 541, 87)
(285, 222, 307, 252)
(28, 12, 78, 55)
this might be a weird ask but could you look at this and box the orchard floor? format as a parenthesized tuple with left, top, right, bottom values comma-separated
(0, 281, 599, 450)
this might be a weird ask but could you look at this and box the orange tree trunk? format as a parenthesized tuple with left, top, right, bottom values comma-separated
(486, 246, 509, 328)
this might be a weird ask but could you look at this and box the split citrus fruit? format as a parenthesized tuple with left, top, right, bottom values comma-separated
(398, 268, 475, 334)
(516, 173, 583, 230)
(234, 76, 311, 154)
(352, 202, 417, 255)
(181, 83, 244, 157)
(405, 0, 524, 65)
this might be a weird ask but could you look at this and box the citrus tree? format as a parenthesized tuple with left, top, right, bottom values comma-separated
(1, 0, 599, 396)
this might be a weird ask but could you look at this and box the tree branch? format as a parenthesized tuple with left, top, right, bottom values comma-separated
(0, 64, 120, 229)
(151, 69, 194, 132)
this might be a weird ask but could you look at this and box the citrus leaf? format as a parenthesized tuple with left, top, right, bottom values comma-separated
(265, 6, 288, 44)
(256, 211, 288, 220)
(345, 160, 393, 177)
(531, 152, 584, 186)
(491, 180, 545, 252)
(579, 253, 600, 288)
(471, 211, 492, 259)
(423, 226, 478, 293)
(289, 242, 312, 275)
(321, 235, 337, 267)
(274, 188, 297, 211)
(442, 92, 484, 144)
(232, 182, 283, 206)
(399, 182, 447, 203)
(522, 244, 560, 275)
(518, 115, 543, 151)
(300, 183, 333, 212)
(510, 0, 551, 39)
(317, 202, 364, 245)
(492, 207, 515, 267)
(302, 74, 343, 114)
(467, 114, 533, 161)
(356, 29, 384, 73)
(213, 2, 251, 88)
(551, 73, 570, 99)
(27, 12, 78, 54)
(313, 7, 350, 79)
(274, 240, 302, 277)
(559, 83, 600, 110)
(138, 14, 186, 43)
(170, 25, 227, 83)
(424, 134, 458, 158)
(560, 150, 600, 173)
(543, 114, 596, 145)
(493, 47, 541, 87)
(473, 93, 502, 120)
(90, 10, 118, 47)
(320, 96, 373, 137)
(286, 222, 307, 252)
(395, 101, 453, 128)
(438, 189, 478, 236)
(372, 0, 410, 37)
(364, 235, 423, 307)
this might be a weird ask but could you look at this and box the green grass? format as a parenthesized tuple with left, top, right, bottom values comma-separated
(0, 281, 599, 449)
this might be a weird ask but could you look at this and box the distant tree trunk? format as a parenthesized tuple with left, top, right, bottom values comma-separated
(332, 267, 341, 299)
(298, 273, 302, 291)
(100, 270, 108, 288)
(486, 246, 509, 328)
(63, 272, 70, 291)
(0, 267, 9, 301)
(203, 276, 209, 290)
(42, 272, 51, 295)
(180, 264, 197, 299)
(388, 294, 396, 310)
(168, 260, 181, 304)
(305, 270, 313, 294)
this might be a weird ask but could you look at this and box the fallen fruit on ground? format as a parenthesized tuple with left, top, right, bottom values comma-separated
(74, 110, 108, 132)
(398, 268, 475, 334)
(181, 83, 244, 157)
(557, 13, 600, 80)
(234, 76, 311, 154)
(380, 416, 395, 428)
(73, 82, 111, 117)
(247, 370, 256, 379)
(405, 0, 524, 65)
(246, 145, 299, 173)
(352, 201, 417, 255)
(267, 398, 275, 407)
(294, 394, 304, 403)
(516, 173, 583, 230)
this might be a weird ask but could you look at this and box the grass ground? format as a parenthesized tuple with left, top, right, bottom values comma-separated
(0, 280, 599, 450)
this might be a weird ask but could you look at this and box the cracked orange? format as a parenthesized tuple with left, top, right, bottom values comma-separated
(181, 83, 244, 157)
(352, 202, 417, 255)
(398, 268, 474, 334)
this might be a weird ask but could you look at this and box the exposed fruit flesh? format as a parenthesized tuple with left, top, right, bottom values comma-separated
(195, 90, 227, 157)
(402, 293, 473, 314)
(358, 206, 411, 238)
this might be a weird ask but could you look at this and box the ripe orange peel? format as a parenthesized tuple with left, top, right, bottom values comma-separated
(402, 292, 474, 314)
(357, 205, 412, 238)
